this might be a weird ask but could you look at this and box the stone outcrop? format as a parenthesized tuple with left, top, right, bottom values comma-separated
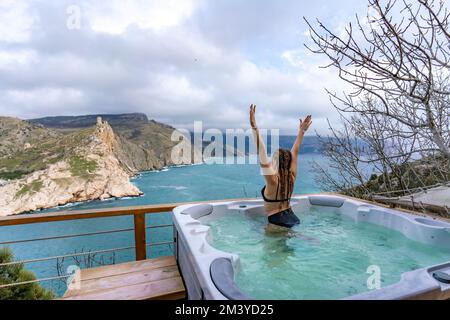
(0, 117, 60, 157)
(0, 114, 203, 216)
(31, 113, 202, 172)
(0, 118, 142, 216)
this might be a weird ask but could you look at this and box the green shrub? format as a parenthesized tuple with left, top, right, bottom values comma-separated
(0, 171, 29, 180)
(15, 180, 44, 199)
(0, 247, 54, 300)
(69, 155, 98, 178)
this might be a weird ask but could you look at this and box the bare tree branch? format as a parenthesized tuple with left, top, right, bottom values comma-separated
(306, 0, 450, 200)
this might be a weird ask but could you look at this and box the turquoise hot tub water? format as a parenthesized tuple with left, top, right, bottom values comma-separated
(199, 206, 450, 300)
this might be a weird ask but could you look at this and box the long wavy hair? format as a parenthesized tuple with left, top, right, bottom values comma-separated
(274, 148, 294, 202)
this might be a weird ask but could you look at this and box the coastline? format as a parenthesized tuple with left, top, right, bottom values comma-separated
(9, 161, 203, 217)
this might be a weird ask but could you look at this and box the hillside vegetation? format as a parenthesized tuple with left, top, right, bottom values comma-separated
(0, 114, 196, 215)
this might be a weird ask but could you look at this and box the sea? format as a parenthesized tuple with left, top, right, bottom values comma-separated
(0, 137, 330, 296)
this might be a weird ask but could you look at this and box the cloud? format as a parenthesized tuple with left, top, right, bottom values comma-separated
(4, 88, 86, 118)
(0, 0, 367, 134)
(0, 49, 38, 69)
(0, 1, 35, 43)
(282, 49, 305, 68)
(85, 0, 200, 34)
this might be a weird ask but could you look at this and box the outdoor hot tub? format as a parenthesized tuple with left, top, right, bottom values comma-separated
(173, 195, 450, 300)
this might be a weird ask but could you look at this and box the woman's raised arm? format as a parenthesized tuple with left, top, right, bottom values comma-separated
(249, 105, 275, 177)
(290, 115, 312, 177)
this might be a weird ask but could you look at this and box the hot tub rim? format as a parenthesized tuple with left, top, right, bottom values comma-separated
(173, 195, 450, 300)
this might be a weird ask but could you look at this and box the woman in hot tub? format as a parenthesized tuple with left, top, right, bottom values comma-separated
(249, 104, 312, 229)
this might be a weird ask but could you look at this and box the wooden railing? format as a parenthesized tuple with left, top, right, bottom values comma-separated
(0, 201, 215, 263)
(0, 198, 258, 290)
(0, 198, 250, 269)
(0, 202, 200, 291)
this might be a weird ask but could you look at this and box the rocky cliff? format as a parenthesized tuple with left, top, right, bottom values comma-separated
(0, 118, 142, 215)
(0, 117, 60, 158)
(31, 113, 193, 171)
(0, 114, 200, 216)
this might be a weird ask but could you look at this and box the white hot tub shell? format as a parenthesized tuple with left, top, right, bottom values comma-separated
(172, 195, 450, 300)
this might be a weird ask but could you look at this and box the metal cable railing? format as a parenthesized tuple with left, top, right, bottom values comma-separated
(0, 224, 172, 246)
(371, 182, 450, 196)
(0, 241, 175, 289)
(0, 245, 137, 267)
(0, 275, 71, 289)
(0, 207, 176, 292)
(0, 238, 174, 267)
(0, 200, 238, 294)
(0, 228, 135, 246)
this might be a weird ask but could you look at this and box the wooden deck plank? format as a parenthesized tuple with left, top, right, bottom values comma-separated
(63, 276, 185, 300)
(62, 256, 185, 300)
(64, 265, 180, 298)
(79, 256, 176, 280)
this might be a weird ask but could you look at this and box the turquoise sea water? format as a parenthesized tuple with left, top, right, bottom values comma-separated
(201, 207, 450, 299)
(0, 154, 325, 296)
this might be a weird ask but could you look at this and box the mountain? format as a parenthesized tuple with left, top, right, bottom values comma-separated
(192, 134, 324, 157)
(0, 118, 141, 215)
(0, 114, 200, 216)
(0, 117, 60, 160)
(30, 113, 149, 129)
(278, 135, 325, 154)
(31, 113, 187, 171)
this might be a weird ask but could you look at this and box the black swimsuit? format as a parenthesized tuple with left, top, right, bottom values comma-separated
(261, 185, 300, 228)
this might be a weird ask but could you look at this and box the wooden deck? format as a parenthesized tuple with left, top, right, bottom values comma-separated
(62, 256, 185, 300)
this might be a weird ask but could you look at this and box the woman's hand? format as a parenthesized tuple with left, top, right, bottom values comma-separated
(299, 115, 312, 134)
(249, 104, 257, 129)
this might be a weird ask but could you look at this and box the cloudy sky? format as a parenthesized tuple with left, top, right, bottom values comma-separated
(0, 0, 369, 134)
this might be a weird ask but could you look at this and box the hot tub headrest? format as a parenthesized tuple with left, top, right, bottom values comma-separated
(308, 195, 345, 207)
(210, 258, 251, 300)
(181, 204, 213, 219)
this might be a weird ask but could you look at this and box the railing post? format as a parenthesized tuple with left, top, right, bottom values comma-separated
(133, 214, 146, 261)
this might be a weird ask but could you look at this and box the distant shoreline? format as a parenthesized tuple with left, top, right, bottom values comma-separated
(22, 162, 202, 215)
